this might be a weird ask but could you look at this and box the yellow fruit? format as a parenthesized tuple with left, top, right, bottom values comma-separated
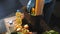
(24, 24, 29, 29)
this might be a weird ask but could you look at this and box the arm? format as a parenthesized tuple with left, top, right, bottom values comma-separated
(27, 0, 44, 16)
(35, 0, 44, 16)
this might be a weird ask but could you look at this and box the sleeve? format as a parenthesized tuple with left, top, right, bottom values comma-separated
(27, 0, 35, 13)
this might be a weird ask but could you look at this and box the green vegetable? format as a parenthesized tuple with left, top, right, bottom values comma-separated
(17, 32, 23, 34)
(43, 30, 59, 34)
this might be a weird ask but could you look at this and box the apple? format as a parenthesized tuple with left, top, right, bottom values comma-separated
(24, 24, 29, 29)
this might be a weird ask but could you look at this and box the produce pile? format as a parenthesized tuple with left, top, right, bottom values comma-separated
(13, 10, 32, 34)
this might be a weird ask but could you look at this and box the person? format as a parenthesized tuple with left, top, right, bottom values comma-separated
(27, 0, 56, 34)
(43, 0, 56, 26)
